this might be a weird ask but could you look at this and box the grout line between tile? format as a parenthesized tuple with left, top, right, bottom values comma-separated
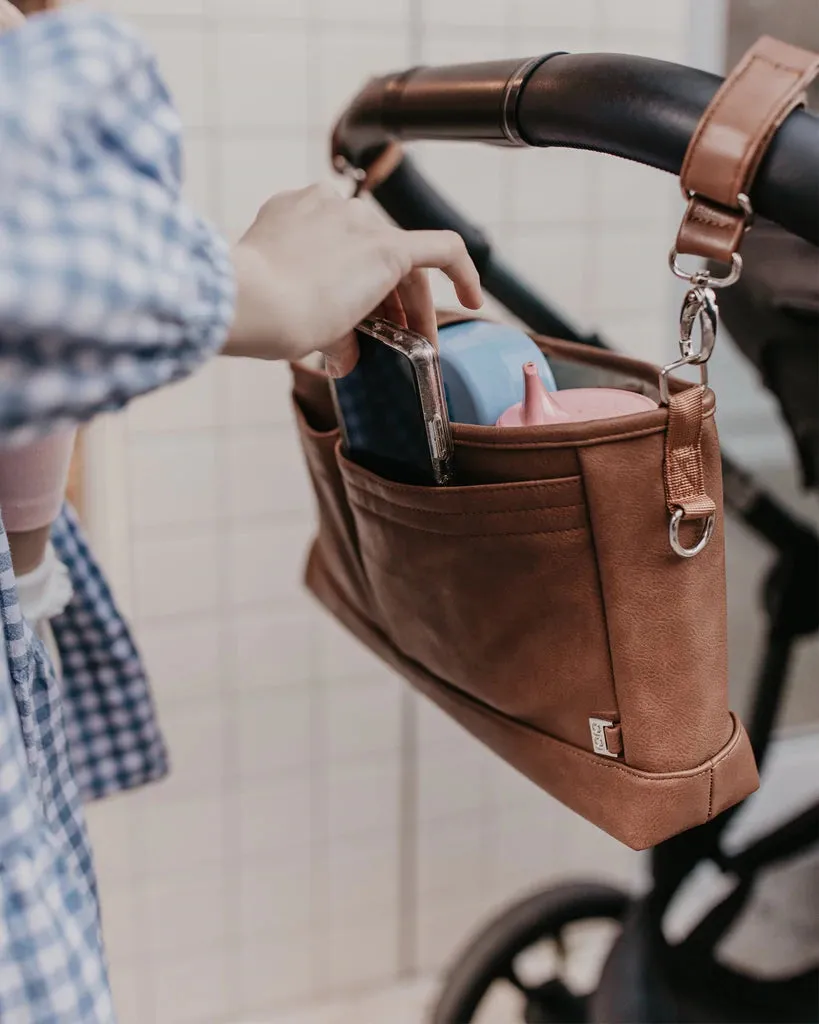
(397, 689, 419, 977)
(394, 0, 424, 984)
(197, 5, 244, 1011)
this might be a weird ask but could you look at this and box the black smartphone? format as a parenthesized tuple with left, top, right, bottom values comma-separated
(330, 318, 454, 486)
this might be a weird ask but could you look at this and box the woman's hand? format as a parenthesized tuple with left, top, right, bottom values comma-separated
(224, 183, 483, 375)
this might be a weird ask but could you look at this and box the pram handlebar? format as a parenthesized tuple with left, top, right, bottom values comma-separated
(332, 53, 819, 248)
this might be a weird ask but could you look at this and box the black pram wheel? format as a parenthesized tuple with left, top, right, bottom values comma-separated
(430, 882, 630, 1024)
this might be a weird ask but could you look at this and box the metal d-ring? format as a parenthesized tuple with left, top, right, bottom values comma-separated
(669, 508, 716, 558)
(668, 249, 743, 289)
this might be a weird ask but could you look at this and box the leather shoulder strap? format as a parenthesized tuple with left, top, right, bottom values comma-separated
(677, 36, 819, 264)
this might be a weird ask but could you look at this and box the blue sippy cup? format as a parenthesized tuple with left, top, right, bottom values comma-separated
(438, 320, 557, 426)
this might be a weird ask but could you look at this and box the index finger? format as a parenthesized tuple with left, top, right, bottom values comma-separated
(398, 230, 483, 311)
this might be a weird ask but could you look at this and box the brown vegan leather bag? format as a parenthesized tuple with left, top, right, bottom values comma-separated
(292, 37, 817, 850)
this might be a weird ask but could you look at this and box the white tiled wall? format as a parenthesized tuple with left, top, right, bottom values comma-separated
(75, 0, 692, 1020)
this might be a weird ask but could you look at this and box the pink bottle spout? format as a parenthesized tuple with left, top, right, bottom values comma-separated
(520, 362, 570, 425)
(497, 362, 568, 427)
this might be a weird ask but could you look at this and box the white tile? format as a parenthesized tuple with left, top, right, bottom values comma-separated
(417, 813, 491, 901)
(237, 776, 312, 859)
(494, 805, 562, 894)
(507, 224, 593, 330)
(538, 803, 642, 887)
(416, 696, 472, 752)
(233, 935, 313, 1013)
(143, 870, 227, 956)
(646, 35, 690, 64)
(416, 896, 493, 973)
(306, 132, 345, 185)
(109, 962, 153, 1024)
(152, 698, 225, 800)
(181, 131, 216, 222)
(218, 133, 310, 236)
(237, 852, 312, 942)
(133, 792, 225, 876)
(215, 28, 309, 129)
(325, 832, 399, 927)
(94, 0, 203, 15)
(126, 362, 218, 434)
(599, 0, 688, 37)
(512, 0, 596, 31)
(592, 226, 672, 317)
(322, 673, 402, 762)
(98, 880, 139, 965)
(598, 153, 678, 225)
(223, 357, 295, 429)
(153, 951, 229, 1024)
(325, 755, 399, 840)
(414, 142, 505, 227)
(509, 147, 596, 226)
(484, 221, 518, 256)
(485, 756, 546, 813)
(132, 530, 219, 619)
(310, 26, 410, 132)
(318, 616, 383, 682)
(234, 687, 312, 780)
(325, 919, 399, 991)
(509, 24, 598, 56)
(418, 708, 489, 771)
(417, 748, 488, 823)
(313, 0, 408, 22)
(227, 519, 314, 607)
(129, 22, 208, 129)
(128, 433, 218, 531)
(206, 0, 307, 16)
(224, 426, 312, 520)
(492, 798, 640, 904)
(229, 605, 316, 691)
(137, 612, 224, 703)
(283, 978, 439, 1024)
(84, 795, 135, 882)
(598, 310, 670, 364)
(422, 0, 509, 27)
(600, 31, 689, 64)
(422, 29, 515, 65)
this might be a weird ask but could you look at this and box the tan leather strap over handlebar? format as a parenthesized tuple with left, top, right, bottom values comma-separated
(676, 36, 819, 264)
(664, 36, 818, 538)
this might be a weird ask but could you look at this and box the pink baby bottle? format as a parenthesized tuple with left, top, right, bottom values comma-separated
(496, 362, 657, 427)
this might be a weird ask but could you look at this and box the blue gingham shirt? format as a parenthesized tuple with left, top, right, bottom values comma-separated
(0, 9, 234, 1021)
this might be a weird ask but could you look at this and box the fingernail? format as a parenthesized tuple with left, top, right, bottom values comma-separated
(324, 356, 342, 378)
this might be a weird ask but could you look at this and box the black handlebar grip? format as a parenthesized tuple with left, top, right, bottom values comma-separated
(334, 53, 819, 248)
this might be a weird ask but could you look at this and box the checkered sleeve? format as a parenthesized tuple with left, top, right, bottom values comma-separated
(0, 8, 235, 446)
(51, 503, 169, 803)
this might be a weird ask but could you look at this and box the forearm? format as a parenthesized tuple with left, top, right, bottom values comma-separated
(7, 525, 52, 574)
(220, 244, 296, 362)
(0, 427, 75, 571)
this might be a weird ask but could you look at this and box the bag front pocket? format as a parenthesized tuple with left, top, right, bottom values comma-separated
(292, 388, 372, 621)
(339, 455, 619, 752)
